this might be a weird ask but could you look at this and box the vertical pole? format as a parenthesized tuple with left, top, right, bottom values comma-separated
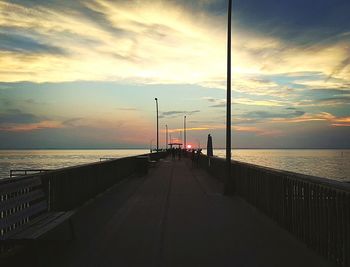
(184, 116, 187, 149)
(166, 124, 168, 149)
(155, 98, 159, 151)
(225, 0, 233, 195)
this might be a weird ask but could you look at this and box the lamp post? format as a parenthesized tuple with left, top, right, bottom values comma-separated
(155, 98, 159, 151)
(225, 0, 233, 195)
(166, 124, 168, 150)
(184, 115, 187, 149)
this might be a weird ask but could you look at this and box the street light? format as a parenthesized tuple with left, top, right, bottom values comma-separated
(165, 124, 168, 150)
(225, 0, 232, 194)
(184, 115, 187, 150)
(155, 98, 159, 151)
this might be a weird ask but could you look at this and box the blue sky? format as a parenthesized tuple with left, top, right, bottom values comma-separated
(0, 0, 349, 148)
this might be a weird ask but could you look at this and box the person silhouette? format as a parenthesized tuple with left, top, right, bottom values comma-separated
(171, 147, 176, 160)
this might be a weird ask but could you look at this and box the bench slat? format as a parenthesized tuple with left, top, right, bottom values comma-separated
(0, 189, 45, 212)
(0, 201, 47, 229)
(0, 177, 42, 194)
(1, 212, 55, 240)
(11, 211, 74, 240)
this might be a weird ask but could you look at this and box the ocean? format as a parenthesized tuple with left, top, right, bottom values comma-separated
(0, 149, 349, 182)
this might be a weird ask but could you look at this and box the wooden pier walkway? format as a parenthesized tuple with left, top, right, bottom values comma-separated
(34, 157, 331, 267)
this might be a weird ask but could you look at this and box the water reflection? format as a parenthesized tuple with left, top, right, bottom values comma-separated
(0, 149, 148, 179)
(0, 149, 349, 182)
(213, 149, 350, 182)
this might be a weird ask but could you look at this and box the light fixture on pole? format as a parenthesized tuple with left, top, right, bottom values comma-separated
(155, 98, 159, 151)
(184, 115, 187, 149)
(166, 124, 168, 149)
(225, 0, 232, 194)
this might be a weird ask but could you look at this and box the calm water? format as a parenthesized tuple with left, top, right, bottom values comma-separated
(0, 149, 149, 179)
(214, 149, 350, 182)
(0, 149, 349, 182)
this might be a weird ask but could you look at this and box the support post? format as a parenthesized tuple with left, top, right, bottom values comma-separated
(155, 98, 159, 151)
(166, 124, 168, 149)
(184, 115, 187, 149)
(224, 0, 234, 195)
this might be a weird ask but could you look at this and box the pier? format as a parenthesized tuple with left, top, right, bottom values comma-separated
(1, 153, 349, 267)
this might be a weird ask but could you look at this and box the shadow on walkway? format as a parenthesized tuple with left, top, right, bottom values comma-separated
(37, 157, 331, 267)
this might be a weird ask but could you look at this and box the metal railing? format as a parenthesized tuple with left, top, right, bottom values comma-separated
(10, 169, 51, 178)
(198, 155, 350, 267)
(99, 157, 117, 161)
(0, 152, 167, 259)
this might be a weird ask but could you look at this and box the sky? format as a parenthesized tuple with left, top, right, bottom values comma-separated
(0, 0, 349, 149)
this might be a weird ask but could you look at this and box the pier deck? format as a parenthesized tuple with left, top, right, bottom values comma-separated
(38, 157, 331, 267)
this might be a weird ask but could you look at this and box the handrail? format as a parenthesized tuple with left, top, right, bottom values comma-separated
(0, 152, 167, 247)
(10, 169, 52, 178)
(99, 157, 117, 161)
(198, 155, 350, 267)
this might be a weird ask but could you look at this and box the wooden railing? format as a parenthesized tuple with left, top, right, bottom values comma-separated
(0, 152, 167, 245)
(10, 169, 51, 178)
(198, 155, 350, 267)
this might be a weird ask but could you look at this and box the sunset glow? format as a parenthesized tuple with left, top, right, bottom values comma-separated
(0, 0, 349, 148)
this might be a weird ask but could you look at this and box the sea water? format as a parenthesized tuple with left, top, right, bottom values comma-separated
(0, 149, 349, 182)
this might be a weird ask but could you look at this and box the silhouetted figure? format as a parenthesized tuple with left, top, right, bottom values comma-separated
(207, 134, 213, 157)
(178, 148, 181, 160)
(195, 149, 202, 166)
(191, 149, 195, 166)
(171, 147, 176, 160)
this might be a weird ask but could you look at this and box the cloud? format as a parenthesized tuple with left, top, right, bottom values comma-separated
(0, 32, 66, 55)
(245, 110, 305, 120)
(62, 117, 84, 127)
(295, 96, 350, 107)
(0, 1, 227, 84)
(232, 125, 283, 137)
(160, 110, 200, 118)
(1, 0, 350, 98)
(233, 98, 286, 107)
(271, 112, 350, 127)
(293, 78, 350, 90)
(0, 120, 63, 132)
(203, 97, 226, 108)
(167, 127, 213, 133)
(232, 76, 296, 98)
(327, 48, 350, 81)
(116, 107, 138, 111)
(203, 96, 286, 108)
(0, 109, 43, 123)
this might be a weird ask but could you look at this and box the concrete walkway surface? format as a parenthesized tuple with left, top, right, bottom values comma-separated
(32, 157, 332, 267)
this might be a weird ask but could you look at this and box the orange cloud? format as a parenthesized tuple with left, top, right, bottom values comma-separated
(233, 126, 283, 137)
(0, 120, 63, 132)
(272, 112, 350, 127)
(165, 127, 214, 133)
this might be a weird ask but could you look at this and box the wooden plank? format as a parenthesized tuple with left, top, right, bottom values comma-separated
(9, 211, 75, 240)
(1, 212, 55, 240)
(0, 201, 47, 229)
(0, 189, 45, 212)
(0, 177, 42, 194)
(8, 212, 66, 239)
(21, 211, 75, 240)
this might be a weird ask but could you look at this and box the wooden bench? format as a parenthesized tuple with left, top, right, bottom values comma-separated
(0, 175, 74, 242)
